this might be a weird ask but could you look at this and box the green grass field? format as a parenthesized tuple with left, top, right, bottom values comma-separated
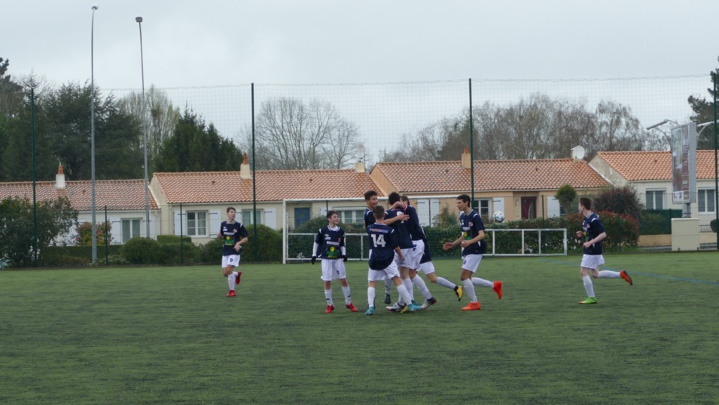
(1, 252, 718, 404)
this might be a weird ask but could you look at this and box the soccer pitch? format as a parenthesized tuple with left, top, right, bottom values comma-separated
(1, 252, 718, 404)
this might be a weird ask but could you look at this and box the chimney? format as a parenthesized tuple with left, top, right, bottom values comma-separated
(461, 147, 471, 169)
(240, 153, 252, 180)
(354, 161, 365, 173)
(55, 164, 66, 189)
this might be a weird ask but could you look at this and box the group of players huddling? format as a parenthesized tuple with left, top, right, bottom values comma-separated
(312, 190, 502, 315)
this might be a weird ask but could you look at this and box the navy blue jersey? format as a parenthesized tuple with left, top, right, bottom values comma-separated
(404, 205, 426, 241)
(220, 221, 248, 256)
(364, 207, 377, 228)
(459, 210, 486, 255)
(367, 223, 399, 270)
(419, 236, 432, 264)
(582, 212, 605, 255)
(385, 208, 413, 249)
(314, 226, 345, 260)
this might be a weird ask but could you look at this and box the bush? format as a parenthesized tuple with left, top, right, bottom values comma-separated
(591, 186, 644, 222)
(41, 245, 123, 267)
(199, 238, 224, 264)
(712, 219, 718, 233)
(156, 242, 200, 265)
(157, 235, 192, 244)
(74, 221, 113, 246)
(122, 237, 161, 265)
(243, 224, 282, 263)
(45, 255, 91, 267)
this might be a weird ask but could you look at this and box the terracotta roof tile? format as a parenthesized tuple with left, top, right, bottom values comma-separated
(595, 150, 718, 181)
(0, 180, 158, 211)
(153, 170, 382, 204)
(372, 159, 609, 193)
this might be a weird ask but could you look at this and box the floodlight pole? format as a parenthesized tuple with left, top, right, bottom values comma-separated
(136, 16, 151, 239)
(90, 5, 98, 265)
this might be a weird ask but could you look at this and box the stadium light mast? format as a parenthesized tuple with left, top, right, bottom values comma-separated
(136, 16, 151, 239)
(90, 4, 99, 265)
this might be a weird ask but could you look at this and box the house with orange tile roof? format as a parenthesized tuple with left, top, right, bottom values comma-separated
(370, 148, 611, 224)
(590, 150, 718, 232)
(150, 156, 384, 243)
(0, 166, 160, 244)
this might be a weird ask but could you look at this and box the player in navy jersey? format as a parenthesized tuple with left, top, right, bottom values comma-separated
(218, 207, 249, 297)
(400, 195, 462, 308)
(575, 197, 633, 304)
(442, 194, 502, 311)
(365, 206, 421, 315)
(384, 192, 418, 311)
(312, 211, 358, 313)
(363, 190, 408, 305)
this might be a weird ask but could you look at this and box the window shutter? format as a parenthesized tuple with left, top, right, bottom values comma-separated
(174, 210, 183, 236)
(547, 196, 561, 218)
(265, 208, 277, 229)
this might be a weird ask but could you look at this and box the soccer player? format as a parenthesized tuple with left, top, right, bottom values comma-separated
(575, 197, 633, 304)
(396, 195, 436, 309)
(384, 192, 417, 311)
(400, 195, 463, 308)
(365, 205, 422, 315)
(218, 207, 248, 297)
(312, 210, 358, 313)
(442, 194, 502, 311)
(363, 190, 408, 305)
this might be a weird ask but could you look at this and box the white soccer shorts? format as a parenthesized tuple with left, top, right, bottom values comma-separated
(580, 254, 605, 270)
(461, 254, 483, 273)
(222, 254, 241, 268)
(404, 239, 424, 270)
(320, 259, 347, 281)
(368, 260, 400, 281)
(394, 247, 413, 268)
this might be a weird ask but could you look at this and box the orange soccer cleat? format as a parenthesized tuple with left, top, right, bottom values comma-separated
(346, 303, 358, 312)
(620, 270, 633, 286)
(325, 305, 335, 314)
(226, 290, 236, 297)
(493, 281, 503, 299)
(461, 301, 481, 311)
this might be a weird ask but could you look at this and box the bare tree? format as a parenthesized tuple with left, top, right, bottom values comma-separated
(120, 85, 180, 159)
(589, 101, 645, 158)
(246, 97, 361, 170)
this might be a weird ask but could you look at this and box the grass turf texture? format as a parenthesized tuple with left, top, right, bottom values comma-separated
(1, 252, 718, 404)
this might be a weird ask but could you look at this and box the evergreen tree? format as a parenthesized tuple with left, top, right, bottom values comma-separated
(154, 109, 243, 172)
(688, 56, 719, 149)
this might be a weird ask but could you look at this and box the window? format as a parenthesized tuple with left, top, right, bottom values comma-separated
(242, 210, 263, 225)
(294, 208, 310, 228)
(698, 189, 716, 213)
(472, 199, 490, 221)
(187, 211, 207, 236)
(337, 209, 364, 225)
(122, 219, 141, 243)
(646, 190, 664, 210)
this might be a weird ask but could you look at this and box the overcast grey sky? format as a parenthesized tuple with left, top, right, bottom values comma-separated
(5, 0, 717, 87)
(3, 1, 718, 159)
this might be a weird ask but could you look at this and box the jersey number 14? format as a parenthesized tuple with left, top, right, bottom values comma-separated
(371, 233, 386, 247)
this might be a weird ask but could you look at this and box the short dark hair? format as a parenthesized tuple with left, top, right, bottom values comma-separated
(400, 195, 410, 205)
(579, 197, 592, 210)
(373, 205, 385, 219)
(364, 190, 378, 201)
(388, 192, 400, 205)
(457, 194, 470, 204)
(326, 210, 338, 219)
(226, 207, 236, 213)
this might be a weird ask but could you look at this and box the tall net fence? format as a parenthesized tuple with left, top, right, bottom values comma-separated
(109, 75, 709, 167)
